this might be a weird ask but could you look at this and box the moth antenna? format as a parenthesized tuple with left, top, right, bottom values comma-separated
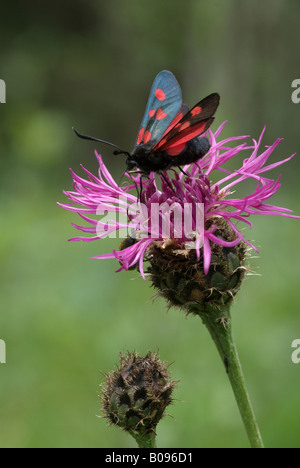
(72, 127, 130, 157)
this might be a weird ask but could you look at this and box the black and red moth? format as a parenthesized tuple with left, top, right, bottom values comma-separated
(73, 70, 220, 174)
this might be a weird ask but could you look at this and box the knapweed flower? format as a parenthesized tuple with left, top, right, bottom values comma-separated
(101, 351, 176, 448)
(59, 122, 298, 312)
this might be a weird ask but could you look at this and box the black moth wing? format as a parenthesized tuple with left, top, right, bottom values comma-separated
(153, 93, 220, 153)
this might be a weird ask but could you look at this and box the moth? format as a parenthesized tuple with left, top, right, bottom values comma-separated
(73, 70, 220, 175)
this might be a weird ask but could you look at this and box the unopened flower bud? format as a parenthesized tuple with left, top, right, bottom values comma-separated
(101, 351, 176, 446)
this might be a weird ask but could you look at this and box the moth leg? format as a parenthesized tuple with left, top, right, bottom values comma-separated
(126, 170, 141, 199)
(159, 171, 182, 201)
(178, 166, 189, 177)
(139, 172, 150, 201)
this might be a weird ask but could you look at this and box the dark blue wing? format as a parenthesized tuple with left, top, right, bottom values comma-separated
(135, 70, 182, 148)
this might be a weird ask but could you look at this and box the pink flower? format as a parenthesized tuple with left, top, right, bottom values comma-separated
(58, 122, 298, 279)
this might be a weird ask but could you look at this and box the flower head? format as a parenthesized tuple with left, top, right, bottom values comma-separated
(59, 122, 298, 309)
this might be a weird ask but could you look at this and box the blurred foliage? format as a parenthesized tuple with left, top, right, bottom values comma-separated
(0, 0, 300, 448)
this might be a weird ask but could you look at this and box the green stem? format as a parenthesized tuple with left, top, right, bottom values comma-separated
(130, 430, 157, 448)
(194, 303, 264, 448)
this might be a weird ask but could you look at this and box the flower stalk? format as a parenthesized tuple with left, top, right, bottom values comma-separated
(129, 430, 157, 449)
(192, 302, 264, 448)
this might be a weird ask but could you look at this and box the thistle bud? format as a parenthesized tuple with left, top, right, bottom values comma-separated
(101, 351, 176, 447)
(148, 217, 247, 314)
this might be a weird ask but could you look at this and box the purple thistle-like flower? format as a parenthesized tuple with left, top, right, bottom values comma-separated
(59, 122, 298, 284)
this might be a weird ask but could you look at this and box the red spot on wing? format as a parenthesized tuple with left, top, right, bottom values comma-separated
(156, 108, 168, 120)
(174, 112, 183, 124)
(179, 122, 190, 131)
(143, 130, 152, 143)
(154, 88, 166, 101)
(137, 128, 145, 145)
(166, 143, 186, 156)
(191, 106, 202, 116)
(152, 111, 184, 151)
(162, 112, 183, 134)
(160, 121, 207, 150)
(148, 109, 156, 118)
(157, 137, 167, 147)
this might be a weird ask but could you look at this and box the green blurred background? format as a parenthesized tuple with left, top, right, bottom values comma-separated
(0, 0, 300, 448)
